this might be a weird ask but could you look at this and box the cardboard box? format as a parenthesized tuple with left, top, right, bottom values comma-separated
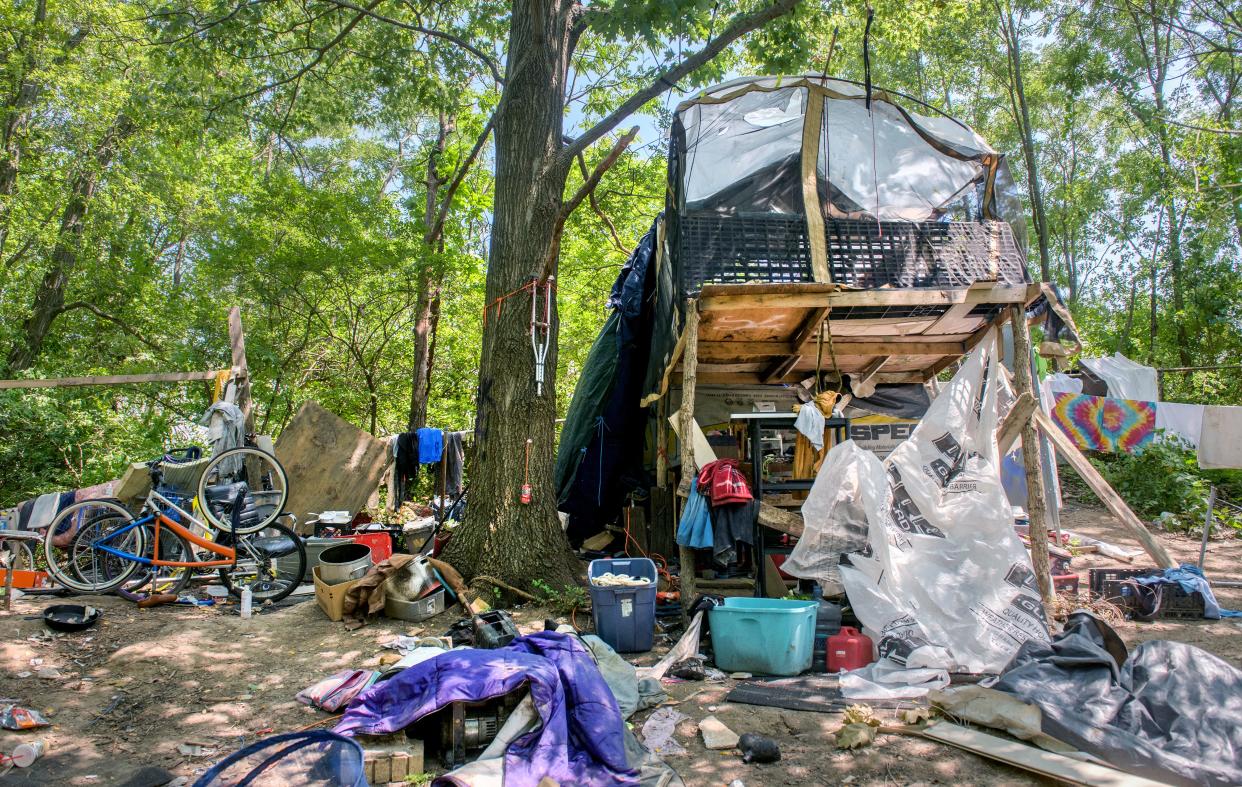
(313, 565, 359, 621)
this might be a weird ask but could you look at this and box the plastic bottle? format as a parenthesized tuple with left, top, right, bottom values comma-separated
(810, 585, 842, 672)
(240, 587, 253, 619)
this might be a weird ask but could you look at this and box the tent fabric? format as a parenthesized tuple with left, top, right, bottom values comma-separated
(556, 221, 660, 541)
(994, 611, 1242, 787)
(335, 632, 638, 787)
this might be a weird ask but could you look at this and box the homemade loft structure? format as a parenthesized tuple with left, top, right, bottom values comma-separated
(555, 75, 1062, 593)
(642, 75, 1039, 401)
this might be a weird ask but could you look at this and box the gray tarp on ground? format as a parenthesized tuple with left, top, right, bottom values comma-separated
(993, 611, 1242, 787)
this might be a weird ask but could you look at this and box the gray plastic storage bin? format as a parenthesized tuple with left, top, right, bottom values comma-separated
(588, 557, 657, 653)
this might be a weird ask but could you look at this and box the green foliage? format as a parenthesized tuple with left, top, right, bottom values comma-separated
(531, 578, 590, 616)
(1088, 435, 1242, 534)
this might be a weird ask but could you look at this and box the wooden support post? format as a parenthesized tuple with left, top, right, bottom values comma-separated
(655, 394, 669, 489)
(1009, 305, 1054, 606)
(3, 543, 13, 612)
(1033, 409, 1176, 568)
(998, 392, 1037, 455)
(228, 306, 254, 433)
(677, 300, 700, 614)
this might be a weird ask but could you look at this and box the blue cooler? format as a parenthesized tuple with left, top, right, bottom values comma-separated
(588, 557, 657, 652)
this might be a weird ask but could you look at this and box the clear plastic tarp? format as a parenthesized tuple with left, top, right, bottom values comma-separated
(673, 76, 1025, 239)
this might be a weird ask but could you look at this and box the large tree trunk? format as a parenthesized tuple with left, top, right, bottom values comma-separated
(441, 0, 580, 589)
(5, 114, 133, 372)
(408, 116, 451, 431)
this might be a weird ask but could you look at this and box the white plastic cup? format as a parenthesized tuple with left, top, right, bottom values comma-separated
(12, 739, 45, 767)
(240, 587, 253, 619)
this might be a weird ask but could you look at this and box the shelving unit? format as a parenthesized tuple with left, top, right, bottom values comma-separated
(731, 412, 849, 597)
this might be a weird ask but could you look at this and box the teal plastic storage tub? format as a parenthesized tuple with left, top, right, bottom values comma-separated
(709, 597, 817, 675)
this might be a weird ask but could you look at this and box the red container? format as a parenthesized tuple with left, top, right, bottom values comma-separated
(333, 532, 393, 564)
(827, 626, 874, 673)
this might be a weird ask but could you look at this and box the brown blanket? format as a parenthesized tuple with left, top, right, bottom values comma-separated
(342, 553, 416, 629)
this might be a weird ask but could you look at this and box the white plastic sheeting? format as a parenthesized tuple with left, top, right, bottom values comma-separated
(1080, 353, 1159, 402)
(786, 333, 1049, 674)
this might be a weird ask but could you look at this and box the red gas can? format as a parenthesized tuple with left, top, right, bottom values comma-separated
(826, 626, 874, 672)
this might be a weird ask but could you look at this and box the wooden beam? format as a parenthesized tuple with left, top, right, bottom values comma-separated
(228, 307, 254, 432)
(850, 356, 890, 396)
(0, 370, 227, 390)
(920, 722, 1168, 787)
(1033, 409, 1176, 568)
(697, 340, 967, 360)
(1010, 304, 1054, 606)
(677, 299, 701, 616)
(921, 281, 997, 335)
(997, 392, 1037, 455)
(758, 501, 804, 538)
(695, 370, 926, 386)
(761, 355, 800, 384)
(698, 284, 1033, 312)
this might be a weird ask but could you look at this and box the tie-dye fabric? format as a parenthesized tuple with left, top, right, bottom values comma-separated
(1051, 392, 1155, 453)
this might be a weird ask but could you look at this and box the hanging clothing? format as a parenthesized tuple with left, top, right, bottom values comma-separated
(697, 459, 752, 506)
(1197, 405, 1242, 469)
(437, 431, 466, 498)
(1154, 402, 1204, 449)
(416, 427, 443, 464)
(394, 431, 420, 508)
(199, 402, 246, 475)
(676, 477, 713, 550)
(1079, 353, 1159, 402)
(711, 499, 757, 562)
(794, 402, 826, 451)
(1050, 393, 1155, 454)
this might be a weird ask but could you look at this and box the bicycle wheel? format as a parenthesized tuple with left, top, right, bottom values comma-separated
(219, 520, 306, 603)
(0, 539, 35, 571)
(197, 447, 289, 535)
(119, 527, 194, 599)
(44, 500, 145, 593)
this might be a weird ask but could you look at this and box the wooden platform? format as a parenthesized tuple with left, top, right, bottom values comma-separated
(685, 280, 1040, 385)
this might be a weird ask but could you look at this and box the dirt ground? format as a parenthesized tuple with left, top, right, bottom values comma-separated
(2, 503, 1239, 786)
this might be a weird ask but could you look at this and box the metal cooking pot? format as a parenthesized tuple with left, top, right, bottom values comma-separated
(316, 542, 372, 585)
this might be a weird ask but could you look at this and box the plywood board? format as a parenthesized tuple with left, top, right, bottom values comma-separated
(274, 400, 392, 533)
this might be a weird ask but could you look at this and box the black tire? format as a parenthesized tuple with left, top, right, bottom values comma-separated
(197, 447, 289, 535)
(218, 520, 305, 604)
(45, 501, 144, 594)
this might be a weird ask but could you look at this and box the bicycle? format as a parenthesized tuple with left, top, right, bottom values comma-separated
(43, 447, 306, 603)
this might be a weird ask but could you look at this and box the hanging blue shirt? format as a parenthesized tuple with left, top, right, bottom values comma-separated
(416, 428, 443, 464)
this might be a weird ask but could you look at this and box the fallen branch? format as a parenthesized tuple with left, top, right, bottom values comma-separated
(473, 575, 540, 603)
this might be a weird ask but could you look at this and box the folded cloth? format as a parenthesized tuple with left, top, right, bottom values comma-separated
(697, 459, 752, 506)
(1134, 563, 1242, 619)
(296, 669, 379, 711)
(416, 427, 444, 464)
(336, 631, 638, 787)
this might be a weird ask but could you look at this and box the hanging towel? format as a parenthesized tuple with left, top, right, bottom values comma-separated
(1051, 393, 1155, 453)
(394, 431, 420, 508)
(696, 459, 752, 506)
(1197, 405, 1242, 469)
(1154, 401, 1205, 449)
(1080, 353, 1159, 401)
(794, 402, 826, 451)
(437, 431, 466, 497)
(416, 427, 443, 464)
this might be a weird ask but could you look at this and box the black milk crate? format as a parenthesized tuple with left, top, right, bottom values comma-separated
(1088, 567, 1205, 620)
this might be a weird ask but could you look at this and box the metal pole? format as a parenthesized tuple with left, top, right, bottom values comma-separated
(1199, 485, 1216, 570)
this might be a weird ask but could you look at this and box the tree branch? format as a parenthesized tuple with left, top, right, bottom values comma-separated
(221, 0, 382, 108)
(576, 151, 629, 256)
(323, 0, 505, 85)
(559, 0, 799, 163)
(542, 125, 638, 278)
(429, 114, 495, 244)
(56, 301, 163, 353)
